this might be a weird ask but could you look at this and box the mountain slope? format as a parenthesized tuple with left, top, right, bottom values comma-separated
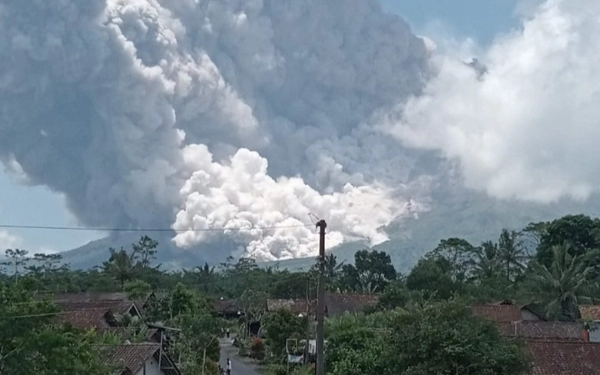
(61, 186, 600, 273)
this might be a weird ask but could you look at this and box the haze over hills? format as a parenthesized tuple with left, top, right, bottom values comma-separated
(3, 0, 600, 270)
(61, 182, 600, 273)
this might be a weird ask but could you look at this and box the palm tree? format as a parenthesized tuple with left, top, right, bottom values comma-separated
(324, 253, 345, 280)
(191, 263, 217, 293)
(498, 229, 528, 281)
(529, 244, 598, 321)
(102, 248, 134, 290)
(469, 241, 501, 280)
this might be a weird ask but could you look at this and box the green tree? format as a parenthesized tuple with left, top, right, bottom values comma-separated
(263, 309, 307, 361)
(326, 314, 388, 375)
(324, 253, 345, 281)
(312, 254, 345, 289)
(326, 302, 529, 375)
(376, 281, 410, 310)
(186, 262, 218, 294)
(340, 250, 396, 293)
(0, 283, 112, 375)
(498, 229, 528, 282)
(102, 248, 135, 290)
(406, 257, 458, 300)
(131, 236, 158, 268)
(469, 241, 501, 280)
(1, 249, 30, 278)
(26, 253, 66, 277)
(430, 238, 475, 280)
(535, 215, 600, 267)
(528, 244, 598, 321)
(385, 301, 530, 375)
(123, 279, 152, 300)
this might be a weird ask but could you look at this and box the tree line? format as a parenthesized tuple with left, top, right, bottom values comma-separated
(2, 214, 600, 374)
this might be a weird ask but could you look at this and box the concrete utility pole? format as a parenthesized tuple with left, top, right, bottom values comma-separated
(315, 219, 327, 375)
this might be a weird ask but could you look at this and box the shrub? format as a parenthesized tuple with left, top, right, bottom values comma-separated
(251, 337, 266, 360)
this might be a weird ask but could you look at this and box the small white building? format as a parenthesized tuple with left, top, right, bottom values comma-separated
(580, 306, 600, 343)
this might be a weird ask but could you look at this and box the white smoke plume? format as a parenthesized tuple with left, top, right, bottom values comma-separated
(174, 145, 404, 260)
(389, 0, 600, 203)
(0, 0, 431, 259)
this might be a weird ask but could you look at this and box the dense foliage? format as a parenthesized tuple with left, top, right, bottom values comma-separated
(2, 214, 600, 374)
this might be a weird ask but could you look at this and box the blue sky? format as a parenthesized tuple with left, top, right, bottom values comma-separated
(382, 0, 522, 45)
(0, 0, 524, 253)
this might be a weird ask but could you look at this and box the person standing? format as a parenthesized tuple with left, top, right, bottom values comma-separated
(226, 327, 230, 339)
(226, 357, 232, 375)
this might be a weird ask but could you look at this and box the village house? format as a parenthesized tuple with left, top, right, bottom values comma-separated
(471, 301, 545, 323)
(266, 293, 379, 319)
(51, 291, 156, 316)
(266, 299, 316, 316)
(472, 301, 588, 341)
(213, 298, 242, 319)
(101, 343, 181, 375)
(59, 307, 120, 332)
(324, 293, 379, 317)
(53, 292, 164, 343)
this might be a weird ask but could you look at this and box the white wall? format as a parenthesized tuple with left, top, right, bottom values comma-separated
(135, 357, 163, 375)
(589, 322, 600, 343)
(521, 309, 542, 321)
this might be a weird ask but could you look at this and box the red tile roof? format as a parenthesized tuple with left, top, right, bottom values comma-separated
(580, 306, 600, 321)
(52, 292, 132, 302)
(102, 344, 160, 374)
(267, 299, 316, 315)
(527, 339, 600, 375)
(472, 305, 524, 323)
(325, 293, 379, 317)
(497, 321, 585, 341)
(59, 308, 116, 331)
(213, 299, 241, 315)
(57, 300, 138, 315)
(100, 344, 181, 375)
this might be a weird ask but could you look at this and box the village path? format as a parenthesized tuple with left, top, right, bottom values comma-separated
(219, 337, 262, 375)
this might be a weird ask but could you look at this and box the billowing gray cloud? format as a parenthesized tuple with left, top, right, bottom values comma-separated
(0, 0, 431, 260)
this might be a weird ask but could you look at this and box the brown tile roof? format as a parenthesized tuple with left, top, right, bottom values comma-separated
(59, 308, 116, 331)
(101, 344, 180, 375)
(527, 339, 600, 375)
(472, 305, 524, 323)
(213, 299, 241, 315)
(325, 293, 379, 317)
(267, 299, 316, 315)
(57, 300, 139, 315)
(102, 344, 159, 374)
(580, 306, 600, 321)
(52, 292, 132, 302)
(497, 321, 585, 341)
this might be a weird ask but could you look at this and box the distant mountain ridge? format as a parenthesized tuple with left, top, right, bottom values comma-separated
(60, 188, 600, 273)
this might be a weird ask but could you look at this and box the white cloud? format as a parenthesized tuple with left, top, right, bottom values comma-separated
(172, 145, 409, 261)
(388, 0, 600, 203)
(0, 230, 23, 251)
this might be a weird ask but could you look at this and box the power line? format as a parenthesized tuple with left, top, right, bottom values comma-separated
(0, 223, 313, 233)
